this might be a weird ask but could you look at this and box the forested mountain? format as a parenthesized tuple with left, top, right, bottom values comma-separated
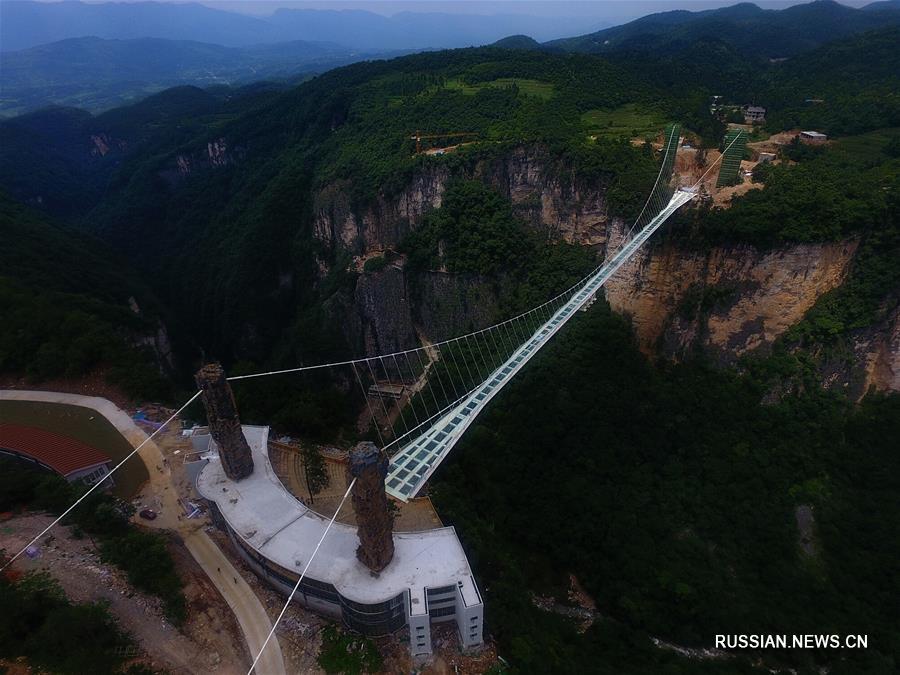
(2, 27, 897, 361)
(548, 0, 900, 58)
(0, 36, 393, 116)
(0, 195, 171, 397)
(1, 13, 899, 672)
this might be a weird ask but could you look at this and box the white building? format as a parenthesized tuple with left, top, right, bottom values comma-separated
(192, 426, 484, 656)
(800, 130, 828, 144)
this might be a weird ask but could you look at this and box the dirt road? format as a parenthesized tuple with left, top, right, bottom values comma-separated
(1, 513, 247, 674)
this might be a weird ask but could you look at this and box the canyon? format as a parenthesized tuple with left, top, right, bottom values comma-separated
(308, 145, 898, 397)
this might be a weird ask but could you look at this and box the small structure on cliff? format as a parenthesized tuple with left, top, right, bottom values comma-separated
(195, 363, 254, 480)
(350, 442, 395, 573)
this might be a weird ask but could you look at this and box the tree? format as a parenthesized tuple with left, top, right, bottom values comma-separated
(303, 447, 330, 502)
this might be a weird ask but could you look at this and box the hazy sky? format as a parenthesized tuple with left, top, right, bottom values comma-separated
(193, 1, 873, 20)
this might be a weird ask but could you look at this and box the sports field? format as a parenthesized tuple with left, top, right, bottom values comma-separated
(0, 400, 147, 498)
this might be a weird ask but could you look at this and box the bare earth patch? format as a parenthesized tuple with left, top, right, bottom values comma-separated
(1, 513, 247, 674)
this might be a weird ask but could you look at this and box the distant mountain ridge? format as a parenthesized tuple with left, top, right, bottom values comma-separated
(0, 1, 603, 52)
(548, 0, 900, 58)
(0, 36, 393, 116)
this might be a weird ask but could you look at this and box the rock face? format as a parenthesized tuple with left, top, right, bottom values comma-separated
(158, 138, 241, 186)
(604, 225, 860, 362)
(354, 265, 419, 357)
(823, 301, 900, 398)
(314, 144, 624, 356)
(312, 145, 621, 255)
(195, 363, 254, 481)
(349, 442, 394, 573)
(310, 145, 899, 395)
(483, 146, 621, 247)
(863, 304, 900, 392)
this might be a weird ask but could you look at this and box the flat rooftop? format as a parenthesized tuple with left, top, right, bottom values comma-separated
(196, 426, 479, 606)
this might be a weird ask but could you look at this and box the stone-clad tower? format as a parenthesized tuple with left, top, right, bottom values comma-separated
(195, 363, 254, 481)
(349, 442, 394, 573)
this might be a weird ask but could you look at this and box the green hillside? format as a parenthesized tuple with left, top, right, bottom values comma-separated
(549, 0, 900, 59)
(0, 9, 899, 674)
(0, 194, 170, 398)
(0, 36, 372, 117)
(1, 26, 897, 369)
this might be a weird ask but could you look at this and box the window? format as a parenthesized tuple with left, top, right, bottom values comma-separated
(430, 606, 455, 618)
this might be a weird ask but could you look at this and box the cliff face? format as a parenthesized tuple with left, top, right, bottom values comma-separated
(348, 263, 505, 359)
(603, 230, 899, 396)
(313, 146, 898, 395)
(312, 146, 621, 254)
(604, 229, 860, 361)
(863, 304, 900, 392)
(354, 265, 420, 356)
(316, 145, 625, 357)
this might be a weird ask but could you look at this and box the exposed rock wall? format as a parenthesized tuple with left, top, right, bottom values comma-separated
(354, 265, 419, 357)
(158, 138, 242, 186)
(313, 145, 899, 396)
(479, 147, 617, 247)
(314, 167, 449, 253)
(864, 304, 900, 392)
(604, 223, 860, 363)
(312, 146, 619, 255)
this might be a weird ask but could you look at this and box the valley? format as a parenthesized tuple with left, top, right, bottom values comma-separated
(1, 2, 899, 674)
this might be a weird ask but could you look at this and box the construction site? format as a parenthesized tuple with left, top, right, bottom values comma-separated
(186, 364, 485, 660)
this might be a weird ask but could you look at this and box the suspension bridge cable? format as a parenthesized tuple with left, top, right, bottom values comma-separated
(226, 120, 699, 387)
(625, 123, 680, 241)
(246, 477, 356, 675)
(1, 391, 202, 572)
(689, 130, 744, 190)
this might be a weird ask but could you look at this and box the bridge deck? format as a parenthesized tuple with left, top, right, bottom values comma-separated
(385, 188, 695, 501)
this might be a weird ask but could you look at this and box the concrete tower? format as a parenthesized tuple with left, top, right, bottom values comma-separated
(349, 442, 394, 573)
(195, 363, 254, 481)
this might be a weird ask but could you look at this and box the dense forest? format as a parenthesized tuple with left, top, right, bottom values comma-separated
(2, 25, 897, 380)
(0, 194, 172, 397)
(434, 302, 900, 673)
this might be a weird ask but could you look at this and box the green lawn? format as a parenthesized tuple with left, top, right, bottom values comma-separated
(442, 77, 555, 100)
(582, 103, 668, 139)
(0, 400, 147, 498)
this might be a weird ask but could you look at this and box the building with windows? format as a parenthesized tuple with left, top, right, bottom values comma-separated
(193, 425, 484, 656)
(743, 105, 766, 123)
(0, 423, 113, 487)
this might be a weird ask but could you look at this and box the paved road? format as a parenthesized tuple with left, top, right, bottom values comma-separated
(0, 390, 286, 675)
(184, 530, 287, 675)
